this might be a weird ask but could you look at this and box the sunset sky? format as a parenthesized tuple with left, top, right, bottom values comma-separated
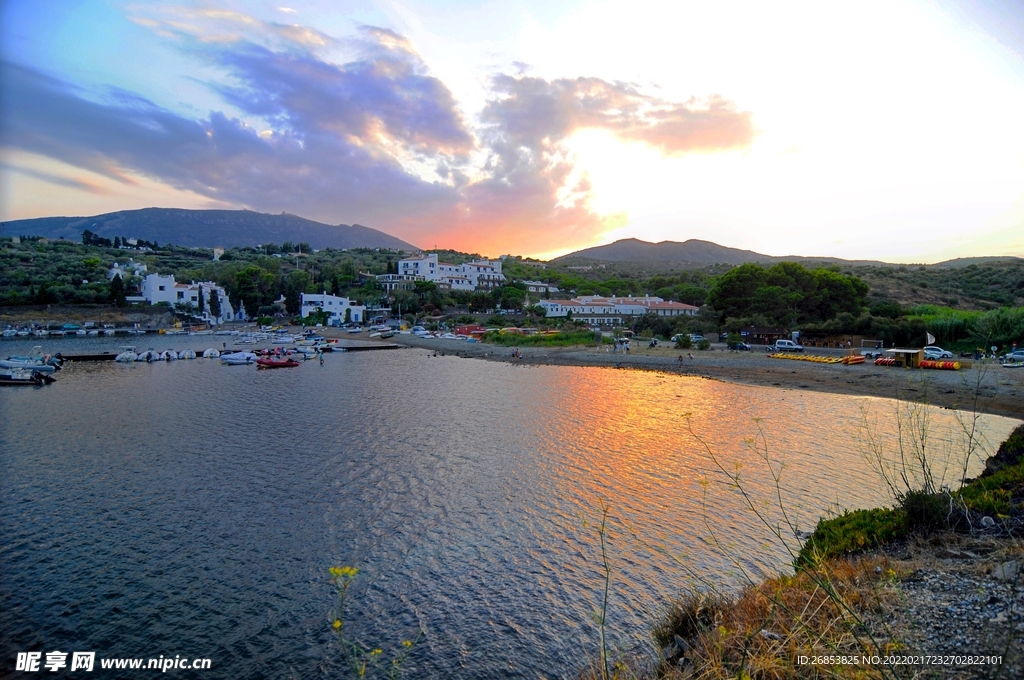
(2, 0, 1023, 261)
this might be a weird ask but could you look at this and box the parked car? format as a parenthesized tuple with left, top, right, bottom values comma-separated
(688, 334, 706, 342)
(1002, 349, 1024, 362)
(923, 345, 953, 359)
(728, 341, 752, 351)
(774, 339, 805, 352)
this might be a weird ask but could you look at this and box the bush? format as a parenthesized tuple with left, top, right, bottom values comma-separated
(797, 508, 907, 565)
(898, 490, 949, 532)
(696, 338, 711, 350)
(674, 335, 692, 349)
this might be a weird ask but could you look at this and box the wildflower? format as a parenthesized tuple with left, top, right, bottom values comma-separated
(371, 649, 383, 656)
(333, 619, 342, 630)
(401, 640, 413, 648)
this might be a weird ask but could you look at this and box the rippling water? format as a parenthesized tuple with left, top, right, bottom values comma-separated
(1, 337, 1019, 678)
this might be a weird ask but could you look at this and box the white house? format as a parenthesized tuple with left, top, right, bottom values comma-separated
(537, 295, 698, 325)
(521, 280, 560, 294)
(140, 273, 239, 323)
(398, 253, 504, 289)
(301, 292, 365, 325)
(107, 259, 148, 280)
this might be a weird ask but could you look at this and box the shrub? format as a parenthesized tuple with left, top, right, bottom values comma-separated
(696, 338, 711, 350)
(797, 507, 906, 565)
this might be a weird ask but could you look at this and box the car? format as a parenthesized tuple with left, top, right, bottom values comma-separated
(774, 339, 805, 352)
(1001, 349, 1024, 362)
(923, 345, 953, 359)
(688, 334, 706, 342)
(728, 341, 751, 351)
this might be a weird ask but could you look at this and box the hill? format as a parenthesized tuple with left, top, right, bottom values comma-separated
(553, 238, 887, 267)
(0, 208, 417, 251)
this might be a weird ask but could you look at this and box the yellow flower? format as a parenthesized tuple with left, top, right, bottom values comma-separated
(333, 619, 342, 629)
(371, 649, 383, 656)
(402, 640, 413, 648)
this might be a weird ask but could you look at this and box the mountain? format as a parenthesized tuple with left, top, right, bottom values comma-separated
(552, 238, 1024, 268)
(0, 208, 418, 251)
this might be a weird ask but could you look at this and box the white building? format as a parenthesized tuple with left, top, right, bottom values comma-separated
(140, 273, 239, 323)
(537, 295, 698, 325)
(301, 292, 365, 325)
(398, 253, 504, 289)
(521, 280, 560, 294)
(107, 259, 148, 280)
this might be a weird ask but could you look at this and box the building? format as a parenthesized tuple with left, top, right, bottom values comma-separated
(398, 253, 505, 289)
(375, 273, 424, 292)
(521, 280, 560, 294)
(537, 295, 698, 325)
(140, 273, 240, 323)
(300, 292, 365, 325)
(107, 259, 148, 280)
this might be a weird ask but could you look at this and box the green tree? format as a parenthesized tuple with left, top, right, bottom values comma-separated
(197, 286, 205, 314)
(284, 270, 312, 315)
(108, 274, 126, 307)
(209, 288, 222, 320)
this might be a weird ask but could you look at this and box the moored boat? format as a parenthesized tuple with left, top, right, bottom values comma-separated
(256, 357, 301, 368)
(221, 351, 257, 365)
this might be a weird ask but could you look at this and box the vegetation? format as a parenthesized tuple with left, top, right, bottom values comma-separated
(481, 329, 610, 347)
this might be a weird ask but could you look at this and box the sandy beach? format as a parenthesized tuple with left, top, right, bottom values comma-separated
(335, 331, 1024, 420)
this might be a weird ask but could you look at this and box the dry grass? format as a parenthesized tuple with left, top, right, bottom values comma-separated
(653, 556, 909, 679)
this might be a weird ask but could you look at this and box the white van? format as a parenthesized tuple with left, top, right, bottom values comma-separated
(774, 339, 805, 352)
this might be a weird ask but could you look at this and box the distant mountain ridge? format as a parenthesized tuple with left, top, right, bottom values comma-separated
(0, 208, 418, 251)
(553, 238, 1021, 268)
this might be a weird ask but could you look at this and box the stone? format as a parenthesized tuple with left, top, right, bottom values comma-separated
(991, 560, 1020, 582)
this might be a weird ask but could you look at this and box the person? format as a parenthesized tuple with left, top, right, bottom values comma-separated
(688, 353, 694, 360)
(318, 349, 324, 366)
(677, 354, 684, 363)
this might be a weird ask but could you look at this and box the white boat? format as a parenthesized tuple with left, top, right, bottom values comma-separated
(2, 328, 17, 338)
(115, 346, 138, 362)
(221, 351, 257, 365)
(189, 330, 214, 336)
(1, 347, 59, 373)
(135, 349, 161, 362)
(178, 349, 197, 360)
(202, 348, 220, 358)
(87, 330, 99, 335)
(76, 329, 87, 336)
(159, 350, 178, 361)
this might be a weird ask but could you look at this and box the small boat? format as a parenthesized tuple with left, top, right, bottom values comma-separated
(221, 351, 257, 365)
(159, 350, 178, 361)
(202, 348, 220, 358)
(1, 328, 16, 338)
(135, 349, 161, 362)
(379, 330, 395, 339)
(115, 346, 138, 362)
(256, 357, 300, 368)
(0, 368, 56, 386)
(178, 349, 197, 359)
(1, 347, 60, 373)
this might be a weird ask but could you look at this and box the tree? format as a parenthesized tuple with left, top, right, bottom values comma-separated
(113, 236, 121, 248)
(108, 274, 126, 307)
(284, 270, 312, 315)
(197, 286, 205, 315)
(209, 289, 222, 320)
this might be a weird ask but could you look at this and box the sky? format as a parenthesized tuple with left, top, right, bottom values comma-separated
(1, 0, 1023, 262)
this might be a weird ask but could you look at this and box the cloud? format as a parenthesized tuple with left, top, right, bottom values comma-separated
(0, 15, 755, 255)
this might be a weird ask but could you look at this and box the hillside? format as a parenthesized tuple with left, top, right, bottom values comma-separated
(553, 238, 887, 267)
(0, 208, 417, 251)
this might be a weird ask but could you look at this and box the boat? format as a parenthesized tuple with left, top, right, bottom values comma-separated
(3, 328, 18, 338)
(178, 349, 197, 359)
(135, 349, 161, 362)
(0, 368, 56, 386)
(202, 348, 220, 358)
(159, 350, 178, 361)
(1, 347, 60, 373)
(115, 346, 138, 362)
(221, 351, 257, 365)
(379, 330, 395, 339)
(256, 357, 301, 368)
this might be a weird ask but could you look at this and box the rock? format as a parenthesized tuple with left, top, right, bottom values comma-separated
(673, 634, 688, 653)
(661, 643, 679, 661)
(760, 629, 781, 641)
(991, 560, 1020, 581)
(981, 516, 996, 527)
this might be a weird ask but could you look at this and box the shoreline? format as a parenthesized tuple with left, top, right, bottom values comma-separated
(374, 334, 1024, 421)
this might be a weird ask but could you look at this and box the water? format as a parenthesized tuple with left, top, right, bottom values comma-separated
(1, 337, 1019, 678)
